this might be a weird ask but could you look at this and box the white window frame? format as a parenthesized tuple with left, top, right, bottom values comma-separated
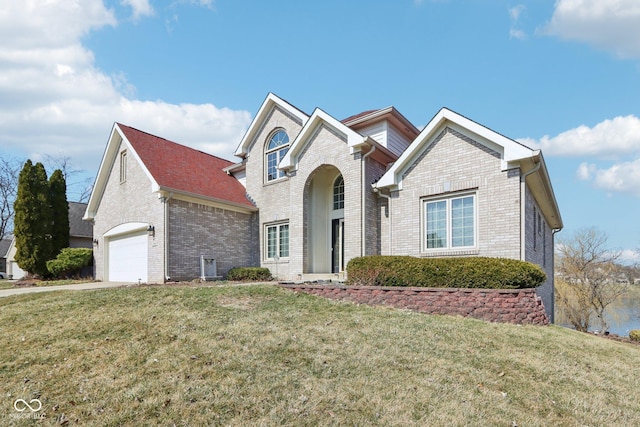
(333, 175, 344, 210)
(265, 129, 289, 183)
(265, 222, 289, 260)
(421, 192, 477, 252)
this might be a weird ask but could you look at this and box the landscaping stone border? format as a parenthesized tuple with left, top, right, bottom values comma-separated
(279, 284, 549, 326)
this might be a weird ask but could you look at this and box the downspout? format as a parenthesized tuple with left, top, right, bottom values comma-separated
(163, 192, 174, 281)
(373, 188, 392, 255)
(361, 145, 376, 257)
(520, 159, 541, 261)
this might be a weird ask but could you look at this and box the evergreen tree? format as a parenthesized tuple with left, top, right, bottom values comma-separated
(14, 161, 52, 277)
(49, 169, 69, 257)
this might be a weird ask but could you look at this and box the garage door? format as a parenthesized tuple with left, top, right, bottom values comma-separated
(10, 261, 26, 280)
(108, 231, 148, 282)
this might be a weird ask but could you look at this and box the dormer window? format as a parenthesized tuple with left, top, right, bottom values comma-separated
(265, 130, 289, 182)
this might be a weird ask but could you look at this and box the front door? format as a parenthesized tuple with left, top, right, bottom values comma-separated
(331, 218, 344, 273)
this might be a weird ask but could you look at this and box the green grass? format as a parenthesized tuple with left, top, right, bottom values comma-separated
(1, 285, 639, 426)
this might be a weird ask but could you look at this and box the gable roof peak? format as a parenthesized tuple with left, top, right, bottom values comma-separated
(343, 106, 421, 143)
(234, 93, 310, 158)
(85, 122, 255, 220)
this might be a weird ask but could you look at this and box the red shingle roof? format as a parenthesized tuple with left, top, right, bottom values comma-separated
(117, 123, 254, 209)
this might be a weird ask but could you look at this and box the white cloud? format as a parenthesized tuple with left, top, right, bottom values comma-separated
(588, 158, 640, 196)
(520, 115, 640, 158)
(509, 5, 527, 40)
(619, 249, 640, 265)
(543, 0, 640, 59)
(509, 29, 526, 40)
(509, 4, 526, 21)
(121, 0, 155, 20)
(0, 1, 117, 50)
(0, 0, 251, 187)
(521, 115, 640, 197)
(188, 0, 215, 8)
(576, 162, 596, 180)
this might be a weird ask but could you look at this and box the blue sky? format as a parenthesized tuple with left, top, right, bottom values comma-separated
(1, 0, 639, 262)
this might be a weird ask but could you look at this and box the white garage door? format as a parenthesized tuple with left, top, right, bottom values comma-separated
(108, 231, 148, 282)
(10, 261, 26, 280)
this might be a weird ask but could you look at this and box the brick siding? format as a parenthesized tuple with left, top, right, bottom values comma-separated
(244, 107, 372, 279)
(389, 127, 521, 259)
(524, 185, 556, 322)
(167, 199, 257, 281)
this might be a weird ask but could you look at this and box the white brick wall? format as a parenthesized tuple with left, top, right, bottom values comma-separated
(244, 106, 303, 279)
(384, 127, 555, 320)
(388, 128, 521, 259)
(293, 125, 362, 275)
(92, 140, 165, 283)
(244, 107, 378, 280)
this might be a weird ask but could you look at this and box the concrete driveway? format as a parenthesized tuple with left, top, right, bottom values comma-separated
(0, 282, 132, 298)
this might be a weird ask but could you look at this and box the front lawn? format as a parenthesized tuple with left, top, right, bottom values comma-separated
(1, 285, 639, 426)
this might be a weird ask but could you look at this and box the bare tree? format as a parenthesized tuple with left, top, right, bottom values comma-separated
(556, 227, 627, 333)
(0, 155, 23, 240)
(43, 154, 93, 203)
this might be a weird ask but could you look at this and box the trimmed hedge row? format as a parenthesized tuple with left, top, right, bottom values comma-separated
(226, 267, 273, 281)
(346, 256, 546, 289)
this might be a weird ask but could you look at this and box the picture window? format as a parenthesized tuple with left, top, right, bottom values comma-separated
(423, 193, 476, 251)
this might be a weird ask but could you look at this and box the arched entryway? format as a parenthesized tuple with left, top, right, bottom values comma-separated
(304, 165, 345, 274)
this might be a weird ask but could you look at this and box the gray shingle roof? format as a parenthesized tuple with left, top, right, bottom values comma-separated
(69, 202, 92, 238)
(0, 238, 11, 258)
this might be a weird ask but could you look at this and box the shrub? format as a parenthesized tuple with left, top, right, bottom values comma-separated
(630, 330, 640, 342)
(226, 267, 272, 281)
(46, 248, 93, 279)
(346, 256, 546, 289)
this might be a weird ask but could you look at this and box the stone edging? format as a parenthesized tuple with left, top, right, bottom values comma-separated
(278, 284, 549, 326)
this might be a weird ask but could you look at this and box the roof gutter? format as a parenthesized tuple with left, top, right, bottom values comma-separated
(156, 186, 258, 213)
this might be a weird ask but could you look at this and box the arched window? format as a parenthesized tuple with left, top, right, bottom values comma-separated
(265, 130, 289, 182)
(333, 175, 344, 210)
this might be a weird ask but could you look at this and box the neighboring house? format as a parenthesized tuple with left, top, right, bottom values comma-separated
(84, 93, 562, 319)
(68, 201, 93, 248)
(6, 201, 92, 279)
(0, 237, 11, 273)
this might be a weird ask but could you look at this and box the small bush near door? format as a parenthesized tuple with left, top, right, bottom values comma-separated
(226, 267, 273, 281)
(346, 255, 546, 289)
